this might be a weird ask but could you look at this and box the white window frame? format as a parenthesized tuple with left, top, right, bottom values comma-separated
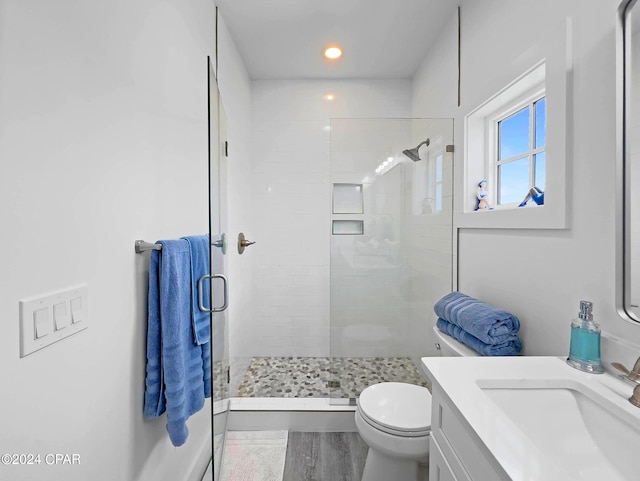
(458, 36, 569, 230)
(486, 90, 546, 208)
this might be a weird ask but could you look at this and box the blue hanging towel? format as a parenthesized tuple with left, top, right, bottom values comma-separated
(143, 239, 210, 446)
(181, 235, 211, 346)
(144, 248, 165, 418)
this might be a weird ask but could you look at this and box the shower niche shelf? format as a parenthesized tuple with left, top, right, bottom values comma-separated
(332, 183, 363, 214)
(332, 220, 364, 235)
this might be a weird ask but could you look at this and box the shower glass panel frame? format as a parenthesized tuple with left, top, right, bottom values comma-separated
(329, 118, 454, 404)
(208, 56, 230, 481)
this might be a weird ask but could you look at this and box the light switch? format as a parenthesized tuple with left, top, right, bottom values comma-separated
(33, 308, 51, 339)
(20, 284, 88, 358)
(70, 297, 82, 324)
(53, 302, 69, 330)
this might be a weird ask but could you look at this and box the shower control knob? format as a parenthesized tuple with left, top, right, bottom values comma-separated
(237, 232, 255, 254)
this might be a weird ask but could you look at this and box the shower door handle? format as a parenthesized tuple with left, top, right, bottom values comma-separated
(197, 273, 229, 313)
(237, 232, 255, 254)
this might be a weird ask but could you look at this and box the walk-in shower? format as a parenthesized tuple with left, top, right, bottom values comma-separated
(231, 118, 454, 403)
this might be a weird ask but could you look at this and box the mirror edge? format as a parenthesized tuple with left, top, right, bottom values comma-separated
(617, 0, 640, 324)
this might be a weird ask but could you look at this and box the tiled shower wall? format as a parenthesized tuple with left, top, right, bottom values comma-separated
(329, 119, 454, 362)
(247, 80, 411, 357)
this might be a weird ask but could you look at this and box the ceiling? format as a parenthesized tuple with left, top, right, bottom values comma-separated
(215, 0, 457, 80)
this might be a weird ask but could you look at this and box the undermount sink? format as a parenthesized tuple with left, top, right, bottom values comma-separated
(479, 378, 640, 480)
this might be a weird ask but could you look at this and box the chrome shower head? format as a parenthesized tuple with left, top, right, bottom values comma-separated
(402, 147, 421, 162)
(402, 138, 430, 161)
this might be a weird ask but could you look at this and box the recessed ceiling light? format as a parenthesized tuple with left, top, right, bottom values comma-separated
(325, 94, 335, 100)
(324, 47, 342, 59)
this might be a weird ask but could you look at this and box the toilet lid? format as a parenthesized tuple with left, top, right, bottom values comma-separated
(358, 382, 432, 435)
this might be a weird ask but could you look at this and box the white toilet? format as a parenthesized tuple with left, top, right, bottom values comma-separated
(355, 326, 479, 481)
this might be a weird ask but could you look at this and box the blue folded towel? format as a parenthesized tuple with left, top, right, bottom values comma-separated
(436, 318, 522, 356)
(143, 239, 210, 446)
(181, 235, 211, 346)
(434, 291, 520, 345)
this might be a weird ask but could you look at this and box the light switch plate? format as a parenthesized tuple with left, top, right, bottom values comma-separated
(53, 302, 69, 330)
(19, 285, 88, 357)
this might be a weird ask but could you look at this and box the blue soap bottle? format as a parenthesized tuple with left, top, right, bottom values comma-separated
(567, 300, 604, 374)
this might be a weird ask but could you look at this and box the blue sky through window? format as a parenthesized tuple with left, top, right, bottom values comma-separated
(499, 107, 529, 160)
(499, 157, 529, 204)
(496, 96, 545, 205)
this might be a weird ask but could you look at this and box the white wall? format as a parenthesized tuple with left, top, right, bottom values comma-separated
(0, 1, 234, 480)
(412, 0, 640, 359)
(247, 80, 411, 358)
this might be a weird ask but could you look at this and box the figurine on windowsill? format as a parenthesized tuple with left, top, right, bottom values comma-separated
(475, 180, 492, 211)
(518, 186, 545, 207)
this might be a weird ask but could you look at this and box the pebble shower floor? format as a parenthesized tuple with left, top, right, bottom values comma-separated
(235, 357, 429, 398)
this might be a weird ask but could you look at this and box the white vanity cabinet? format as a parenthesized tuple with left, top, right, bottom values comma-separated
(428, 383, 510, 481)
(423, 356, 640, 481)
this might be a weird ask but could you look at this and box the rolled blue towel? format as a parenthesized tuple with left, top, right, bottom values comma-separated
(434, 291, 520, 345)
(436, 318, 522, 356)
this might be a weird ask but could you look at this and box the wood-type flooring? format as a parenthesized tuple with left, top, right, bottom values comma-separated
(282, 432, 368, 481)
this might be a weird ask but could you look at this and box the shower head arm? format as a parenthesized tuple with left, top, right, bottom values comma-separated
(416, 139, 430, 150)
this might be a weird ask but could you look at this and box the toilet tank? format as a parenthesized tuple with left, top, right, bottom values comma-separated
(432, 325, 480, 357)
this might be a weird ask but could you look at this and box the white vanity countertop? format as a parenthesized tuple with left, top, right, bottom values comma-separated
(421, 356, 640, 481)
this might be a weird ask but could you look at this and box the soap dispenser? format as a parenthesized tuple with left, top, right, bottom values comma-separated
(567, 301, 604, 374)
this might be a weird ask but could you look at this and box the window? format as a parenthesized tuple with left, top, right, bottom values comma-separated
(459, 20, 570, 229)
(495, 97, 546, 205)
(463, 62, 547, 217)
(433, 153, 444, 212)
(412, 145, 444, 215)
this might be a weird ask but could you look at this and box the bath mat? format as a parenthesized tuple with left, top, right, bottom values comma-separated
(220, 430, 288, 481)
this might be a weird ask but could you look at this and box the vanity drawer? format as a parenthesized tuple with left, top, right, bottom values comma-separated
(431, 387, 510, 480)
(430, 436, 466, 481)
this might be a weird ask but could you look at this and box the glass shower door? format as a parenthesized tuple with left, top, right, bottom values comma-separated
(329, 118, 454, 402)
(208, 57, 230, 481)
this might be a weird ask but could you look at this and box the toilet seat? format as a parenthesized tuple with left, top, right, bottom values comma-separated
(357, 382, 432, 437)
(357, 406, 431, 437)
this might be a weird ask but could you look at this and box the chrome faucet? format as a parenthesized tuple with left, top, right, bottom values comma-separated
(612, 356, 640, 407)
(611, 357, 640, 384)
(630, 385, 640, 408)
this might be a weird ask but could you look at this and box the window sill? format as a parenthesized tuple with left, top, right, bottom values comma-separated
(455, 200, 566, 229)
